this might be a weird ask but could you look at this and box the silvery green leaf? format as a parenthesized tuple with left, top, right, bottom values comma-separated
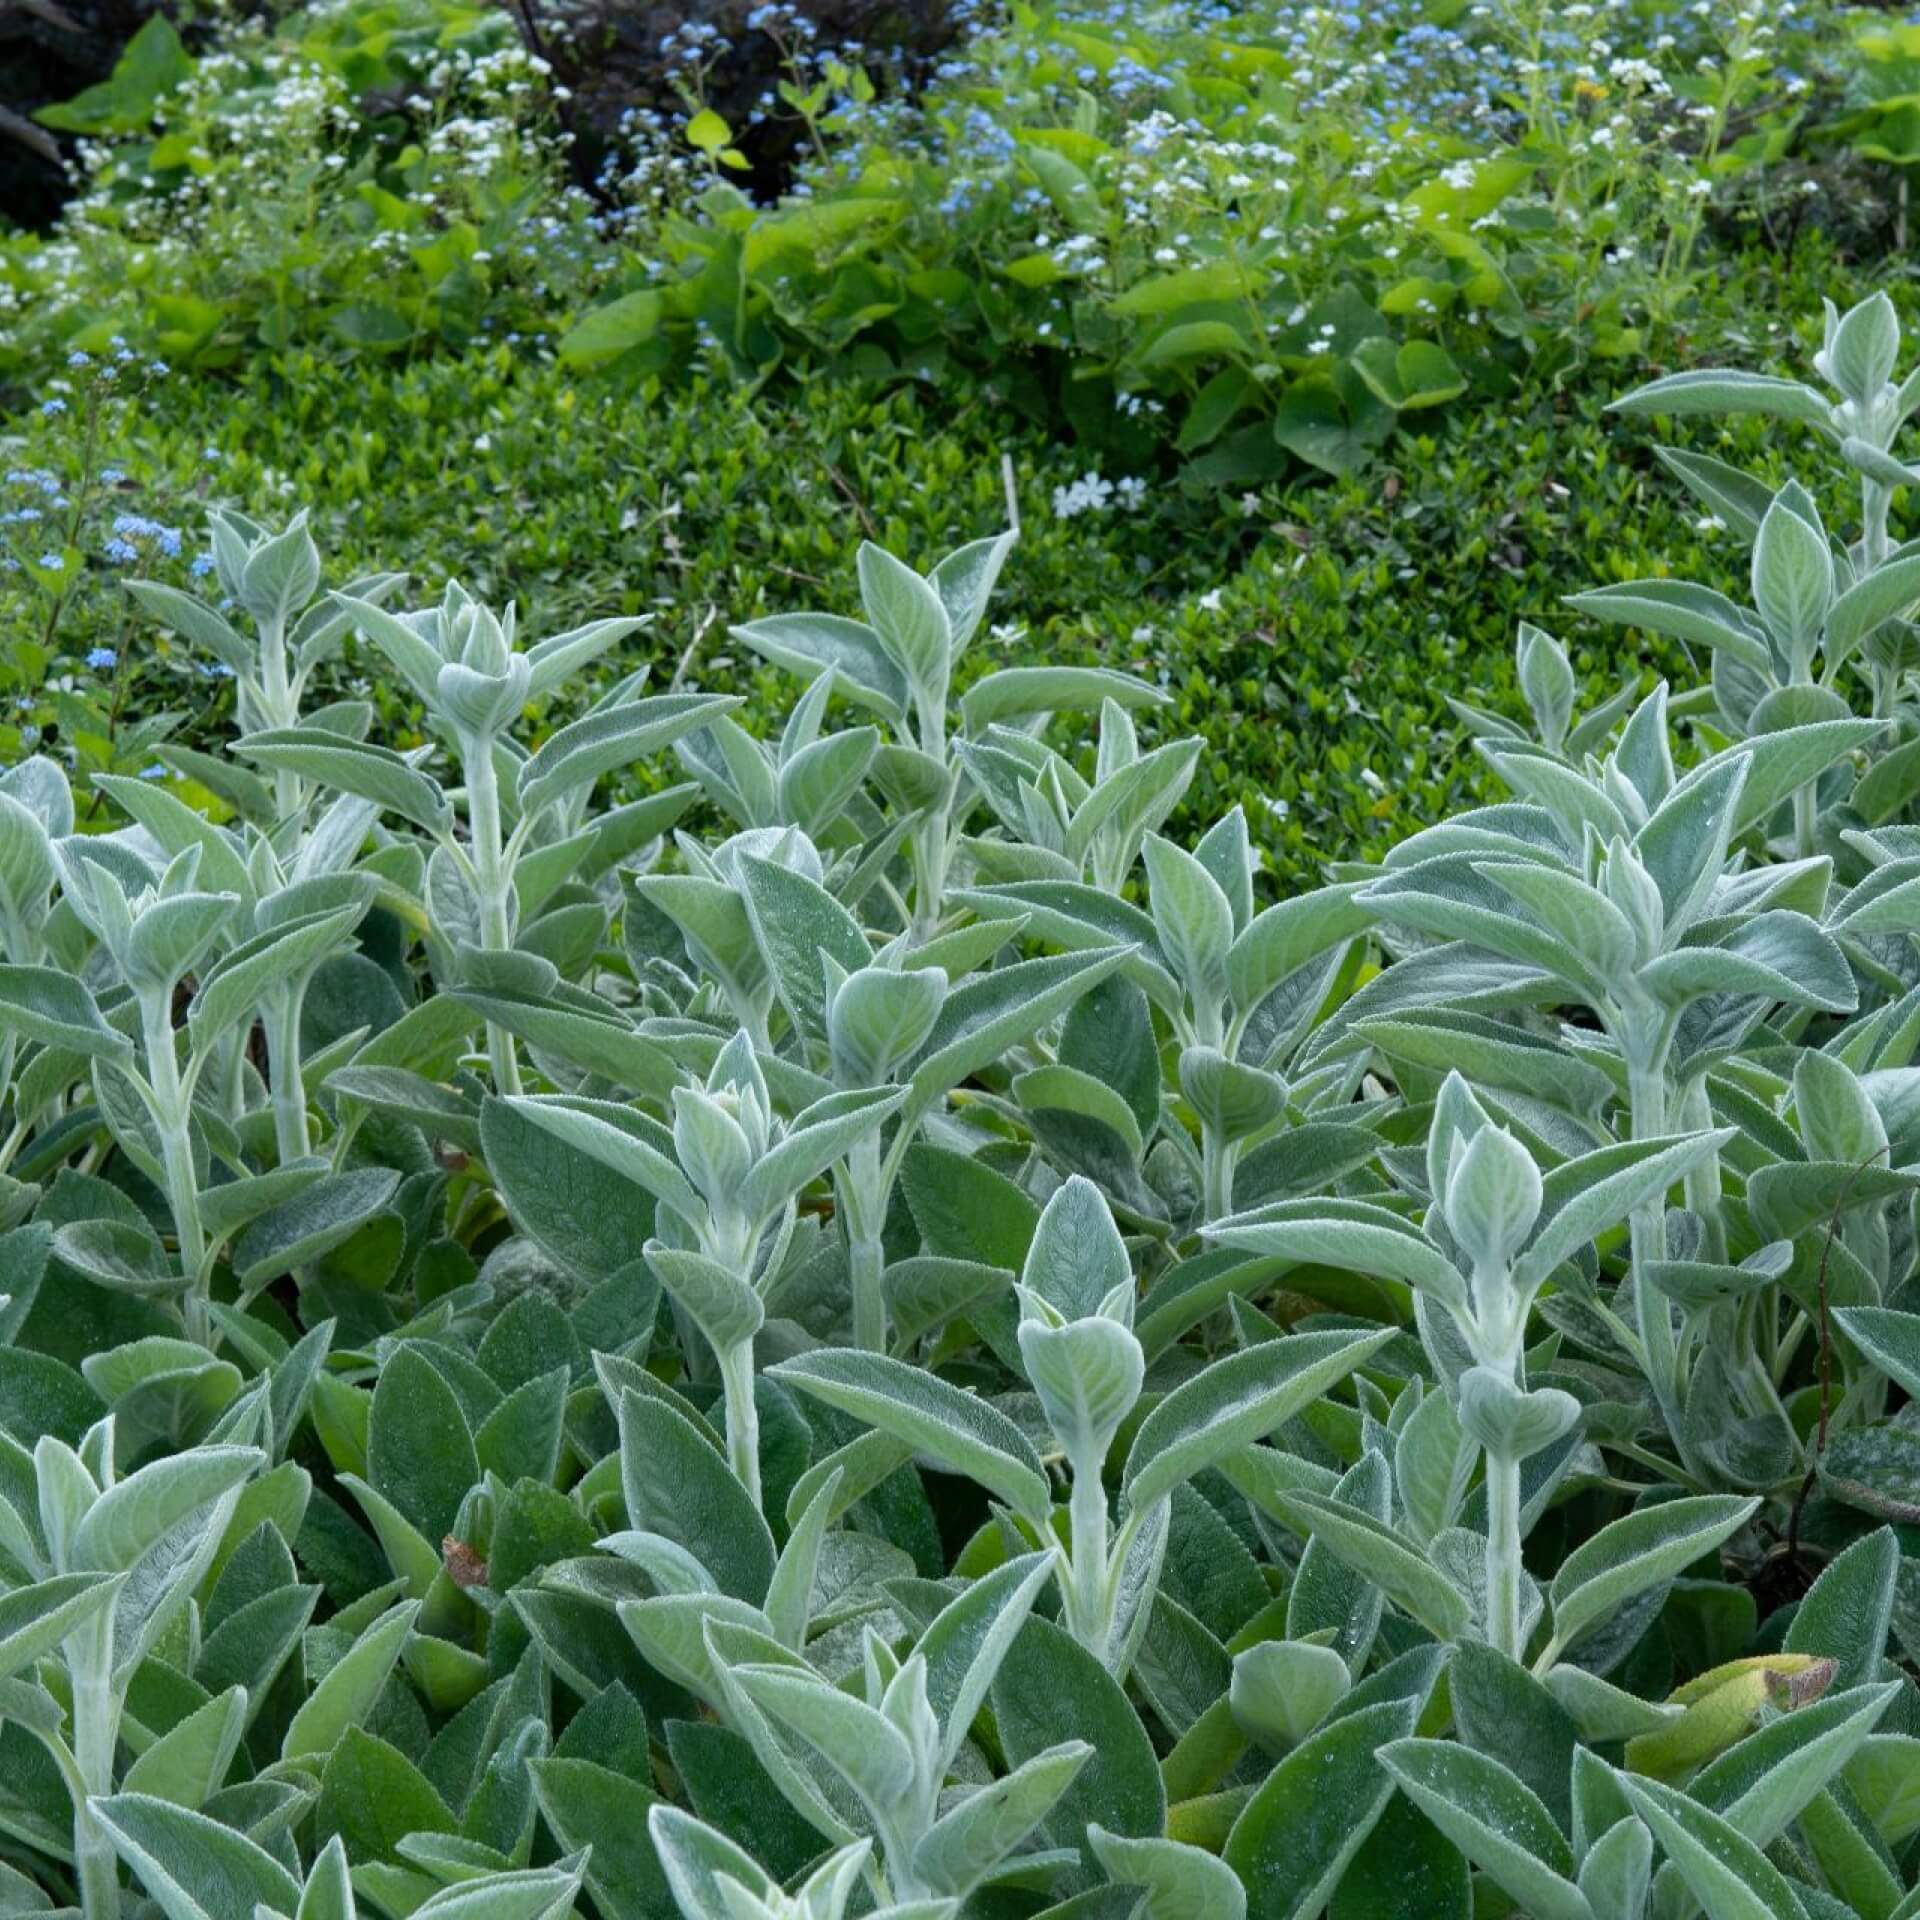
(960, 667, 1165, 733)
(645, 1243, 764, 1352)
(121, 1684, 249, 1809)
(762, 1468, 840, 1650)
(1653, 448, 1776, 543)
(726, 1661, 918, 1815)
(613, 1591, 771, 1704)
(1358, 856, 1608, 1003)
(779, 728, 880, 837)
(931, 529, 1018, 656)
(1477, 861, 1638, 984)
(911, 1743, 1092, 1896)
(1395, 1385, 1477, 1547)
(737, 855, 869, 1054)
(1064, 739, 1203, 877)
(523, 616, 649, 697)
(411, 1868, 584, 1920)
(619, 1390, 774, 1602)
(1564, 581, 1774, 674)
(770, 1350, 1051, 1524)
(905, 946, 1133, 1115)
(1577, 1815, 1652, 1920)
(1513, 1131, 1732, 1293)
(52, 1217, 184, 1295)
(123, 889, 238, 995)
(1615, 1774, 1810, 1920)
(830, 967, 948, 1088)
(1141, 835, 1233, 1019)
(1832, 1307, 1920, 1401)
(1545, 1496, 1759, 1662)
(1610, 368, 1832, 426)
(1019, 1316, 1143, 1469)
(1818, 290, 1899, 405)
(1827, 552, 1920, 660)
(1356, 1009, 1614, 1119)
(629, 874, 761, 984)
(1121, 1327, 1393, 1512)
(188, 906, 363, 1053)
(237, 731, 452, 836)
(1224, 884, 1373, 1017)
(729, 614, 910, 724)
(785, 1431, 916, 1530)
(1375, 1742, 1591, 1920)
(517, 694, 740, 820)
(230, 1169, 401, 1291)
(911, 1551, 1055, 1773)
(238, 512, 321, 629)
(1177, 1047, 1284, 1143)
(1692, 1681, 1901, 1853)
(90, 1791, 302, 1920)
(1628, 752, 1751, 940)
(0, 1570, 124, 1681)
(1229, 1640, 1349, 1753)
(1265, 1490, 1473, 1639)
(498, 1095, 703, 1226)
(1455, 1367, 1581, 1462)
(1751, 483, 1833, 663)
(328, 596, 443, 704)
(857, 543, 952, 706)
(1640, 914, 1855, 1015)
(73, 1445, 261, 1574)
(647, 1805, 780, 1920)
(1208, 1197, 1469, 1313)
(1728, 721, 1885, 834)
(281, 1597, 420, 1763)
(1442, 1124, 1541, 1271)
(1482, 751, 1632, 849)
(1516, 624, 1575, 752)
(740, 1086, 904, 1222)
(125, 581, 257, 678)
(1022, 1175, 1131, 1322)
(90, 775, 253, 900)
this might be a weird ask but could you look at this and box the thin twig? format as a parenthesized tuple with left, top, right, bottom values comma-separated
(822, 462, 880, 543)
(670, 606, 717, 693)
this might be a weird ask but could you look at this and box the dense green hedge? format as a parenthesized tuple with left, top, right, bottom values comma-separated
(10, 226, 1865, 886)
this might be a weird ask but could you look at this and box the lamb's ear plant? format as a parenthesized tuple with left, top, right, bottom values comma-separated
(0, 1414, 261, 1920)
(1581, 290, 1920, 732)
(1211, 1076, 1738, 1659)
(499, 1032, 902, 1504)
(281, 579, 728, 1092)
(126, 507, 406, 831)
(1347, 709, 1863, 1474)
(731, 531, 1170, 938)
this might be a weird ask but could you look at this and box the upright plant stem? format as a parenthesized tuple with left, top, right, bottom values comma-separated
(258, 616, 303, 825)
(463, 741, 522, 1096)
(144, 989, 208, 1346)
(1627, 1048, 1688, 1470)
(1068, 1457, 1111, 1662)
(1485, 1448, 1524, 1661)
(69, 1619, 118, 1920)
(842, 1137, 888, 1353)
(265, 988, 309, 1163)
(718, 1338, 762, 1511)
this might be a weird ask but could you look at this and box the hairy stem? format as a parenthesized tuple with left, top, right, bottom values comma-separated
(718, 1338, 762, 1511)
(463, 739, 522, 1096)
(264, 986, 310, 1164)
(143, 991, 208, 1346)
(70, 1623, 119, 1920)
(1485, 1448, 1524, 1662)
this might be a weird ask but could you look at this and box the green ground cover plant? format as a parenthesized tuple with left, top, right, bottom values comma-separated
(5, 286, 1920, 1920)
